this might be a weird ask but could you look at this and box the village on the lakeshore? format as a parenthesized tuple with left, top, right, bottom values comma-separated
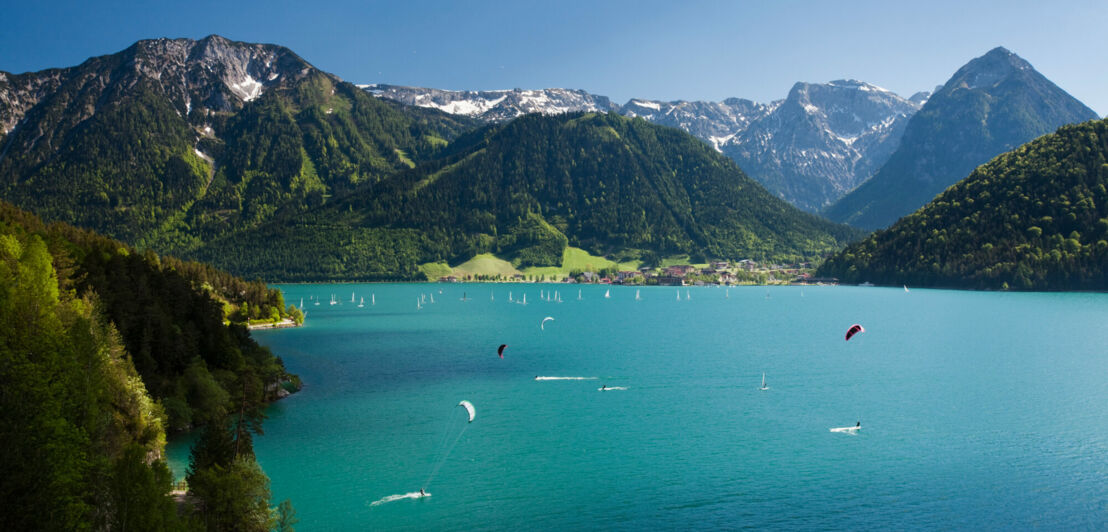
(440, 260, 840, 286)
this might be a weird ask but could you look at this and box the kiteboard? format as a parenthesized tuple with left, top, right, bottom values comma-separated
(829, 426, 861, 433)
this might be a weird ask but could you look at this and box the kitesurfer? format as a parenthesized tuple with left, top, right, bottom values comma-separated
(420, 488, 425, 497)
(856, 421, 861, 428)
(601, 385, 607, 390)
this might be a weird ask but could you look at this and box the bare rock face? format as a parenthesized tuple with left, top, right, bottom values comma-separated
(0, 35, 317, 138)
(721, 80, 921, 212)
(363, 84, 620, 122)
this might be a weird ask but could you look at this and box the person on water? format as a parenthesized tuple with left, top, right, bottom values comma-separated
(419, 488, 425, 497)
(601, 385, 607, 390)
(856, 421, 861, 428)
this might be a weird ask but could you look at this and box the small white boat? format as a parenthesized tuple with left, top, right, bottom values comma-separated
(759, 373, 769, 391)
(330, 294, 337, 306)
(604, 289, 610, 299)
(904, 285, 910, 293)
(635, 289, 641, 301)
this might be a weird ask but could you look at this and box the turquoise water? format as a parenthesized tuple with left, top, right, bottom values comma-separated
(169, 284, 1108, 529)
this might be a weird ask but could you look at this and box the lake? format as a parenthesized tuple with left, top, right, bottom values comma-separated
(168, 284, 1108, 529)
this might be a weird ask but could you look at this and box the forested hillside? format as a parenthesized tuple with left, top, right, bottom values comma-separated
(193, 112, 863, 281)
(0, 36, 475, 253)
(818, 119, 1108, 290)
(0, 202, 299, 530)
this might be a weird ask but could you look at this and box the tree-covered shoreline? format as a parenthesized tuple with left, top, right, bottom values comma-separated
(0, 202, 299, 530)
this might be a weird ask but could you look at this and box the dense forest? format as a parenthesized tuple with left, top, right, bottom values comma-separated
(818, 119, 1108, 290)
(0, 202, 299, 530)
(192, 112, 863, 280)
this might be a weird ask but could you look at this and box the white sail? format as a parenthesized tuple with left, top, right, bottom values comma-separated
(604, 289, 610, 299)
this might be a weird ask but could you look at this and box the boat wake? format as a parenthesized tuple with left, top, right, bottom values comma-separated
(534, 376, 597, 381)
(598, 386, 628, 391)
(370, 491, 430, 507)
(829, 426, 860, 434)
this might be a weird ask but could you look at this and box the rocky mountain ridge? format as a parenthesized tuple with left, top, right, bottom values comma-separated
(364, 80, 922, 211)
(824, 47, 1101, 229)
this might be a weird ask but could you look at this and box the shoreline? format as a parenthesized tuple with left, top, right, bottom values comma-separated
(246, 318, 301, 330)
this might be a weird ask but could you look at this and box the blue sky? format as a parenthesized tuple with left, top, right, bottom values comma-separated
(3, 0, 1106, 114)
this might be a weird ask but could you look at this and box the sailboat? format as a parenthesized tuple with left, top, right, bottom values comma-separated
(677, 290, 681, 301)
(635, 289, 641, 301)
(577, 289, 582, 300)
(371, 293, 375, 306)
(904, 285, 910, 293)
(351, 291, 355, 303)
(604, 289, 610, 299)
(760, 373, 769, 391)
(416, 297, 422, 310)
(725, 288, 729, 299)
(313, 295, 320, 306)
(686, 289, 691, 300)
(330, 294, 337, 305)
(358, 297, 365, 308)
(299, 297, 304, 309)
(509, 291, 513, 302)
(430, 293, 434, 304)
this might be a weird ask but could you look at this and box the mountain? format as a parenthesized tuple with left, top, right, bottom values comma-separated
(190, 112, 863, 281)
(824, 47, 1100, 230)
(0, 35, 475, 249)
(363, 84, 620, 121)
(818, 118, 1108, 290)
(720, 79, 920, 212)
(367, 81, 921, 212)
(616, 97, 773, 148)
